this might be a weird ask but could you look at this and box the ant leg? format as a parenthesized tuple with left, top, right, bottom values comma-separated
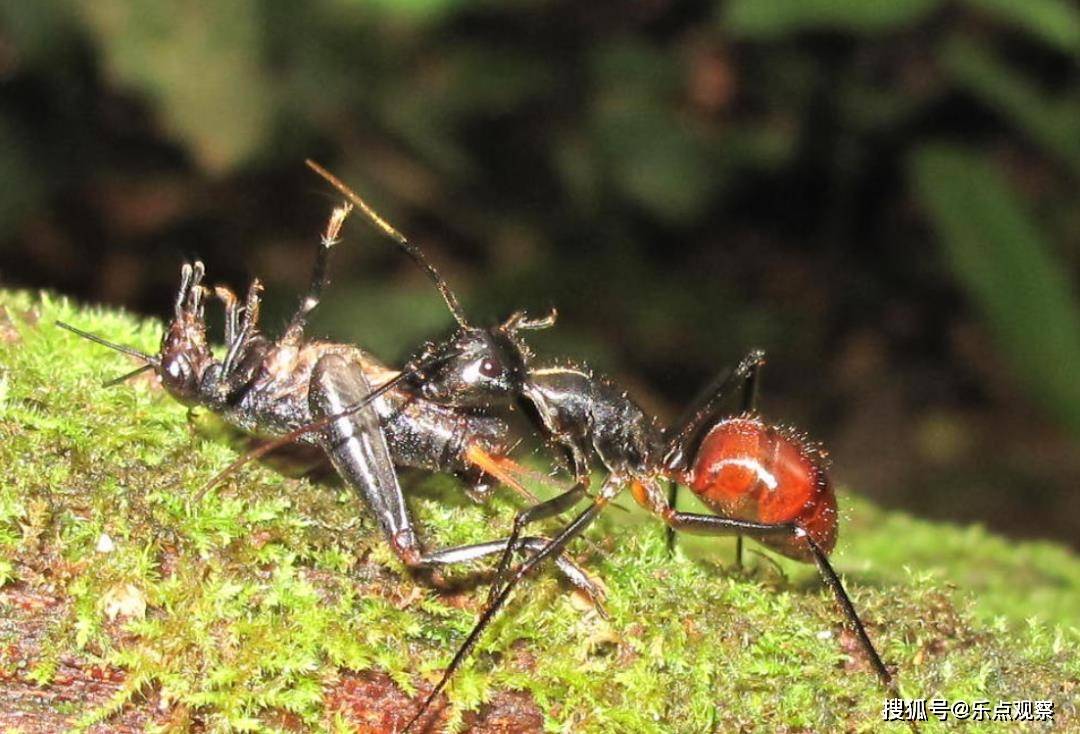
(486, 481, 590, 605)
(664, 349, 766, 472)
(658, 510, 893, 689)
(731, 358, 760, 569)
(664, 350, 765, 560)
(419, 535, 602, 606)
(309, 354, 601, 597)
(403, 483, 616, 734)
(284, 202, 353, 341)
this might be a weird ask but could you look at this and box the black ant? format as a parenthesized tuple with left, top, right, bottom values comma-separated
(55, 200, 605, 606)
(294, 163, 902, 732)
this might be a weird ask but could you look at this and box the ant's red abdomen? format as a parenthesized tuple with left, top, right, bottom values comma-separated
(687, 417, 837, 561)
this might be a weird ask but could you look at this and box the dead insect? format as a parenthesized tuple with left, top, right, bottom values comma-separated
(55, 200, 603, 603)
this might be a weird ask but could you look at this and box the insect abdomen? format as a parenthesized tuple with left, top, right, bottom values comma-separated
(688, 417, 837, 561)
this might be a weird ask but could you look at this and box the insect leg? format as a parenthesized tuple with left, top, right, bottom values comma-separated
(403, 481, 616, 733)
(310, 353, 423, 562)
(419, 535, 602, 606)
(663, 349, 766, 560)
(485, 481, 590, 605)
(656, 510, 892, 689)
(215, 285, 241, 346)
(284, 201, 353, 340)
(218, 280, 262, 376)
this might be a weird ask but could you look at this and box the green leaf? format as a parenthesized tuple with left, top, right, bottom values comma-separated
(963, 0, 1080, 54)
(911, 145, 1080, 434)
(78, 1, 276, 173)
(588, 42, 715, 223)
(335, 0, 472, 22)
(593, 104, 716, 224)
(942, 38, 1080, 173)
(722, 0, 942, 37)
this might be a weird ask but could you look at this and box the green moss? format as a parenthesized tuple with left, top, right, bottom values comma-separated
(0, 290, 1076, 733)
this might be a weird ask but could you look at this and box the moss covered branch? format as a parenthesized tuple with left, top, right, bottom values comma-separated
(0, 291, 1076, 732)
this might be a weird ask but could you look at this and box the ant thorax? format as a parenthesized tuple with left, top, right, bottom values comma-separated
(523, 364, 662, 480)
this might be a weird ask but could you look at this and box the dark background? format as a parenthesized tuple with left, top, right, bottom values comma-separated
(1, 1, 1077, 548)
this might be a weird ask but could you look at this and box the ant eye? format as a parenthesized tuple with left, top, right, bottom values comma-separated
(479, 358, 502, 379)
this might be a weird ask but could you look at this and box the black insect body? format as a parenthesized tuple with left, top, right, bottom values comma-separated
(55, 203, 602, 600)
(299, 163, 900, 733)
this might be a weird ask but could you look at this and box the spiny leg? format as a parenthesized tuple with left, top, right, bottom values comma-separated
(174, 261, 196, 317)
(218, 279, 266, 392)
(214, 285, 241, 347)
(419, 535, 602, 607)
(657, 509, 893, 690)
(664, 350, 766, 558)
(219, 280, 261, 372)
(403, 482, 616, 733)
(485, 481, 591, 606)
(284, 201, 353, 342)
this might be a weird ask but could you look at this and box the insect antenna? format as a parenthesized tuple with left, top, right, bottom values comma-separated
(102, 363, 157, 387)
(304, 159, 470, 328)
(55, 321, 159, 387)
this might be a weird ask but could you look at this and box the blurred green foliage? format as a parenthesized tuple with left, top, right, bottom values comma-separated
(912, 145, 1080, 433)
(723, 0, 942, 36)
(0, 0, 1077, 543)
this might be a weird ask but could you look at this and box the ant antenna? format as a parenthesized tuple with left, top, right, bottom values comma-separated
(305, 159, 470, 329)
(102, 363, 156, 388)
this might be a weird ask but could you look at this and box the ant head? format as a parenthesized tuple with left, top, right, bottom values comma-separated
(415, 310, 555, 408)
(157, 262, 215, 404)
(305, 162, 558, 407)
(416, 327, 525, 408)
